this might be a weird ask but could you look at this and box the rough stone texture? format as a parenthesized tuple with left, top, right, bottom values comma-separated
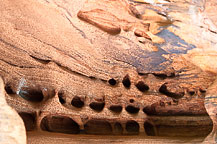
(0, 0, 217, 143)
(0, 77, 26, 144)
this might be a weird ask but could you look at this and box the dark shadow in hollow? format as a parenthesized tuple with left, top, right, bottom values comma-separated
(71, 96, 84, 108)
(40, 116, 80, 134)
(19, 112, 36, 131)
(144, 121, 155, 136)
(126, 120, 139, 134)
(113, 122, 123, 135)
(84, 120, 112, 135)
(109, 105, 123, 113)
(89, 102, 105, 112)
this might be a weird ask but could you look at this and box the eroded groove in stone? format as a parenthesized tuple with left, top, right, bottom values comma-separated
(89, 102, 105, 112)
(58, 92, 66, 104)
(122, 74, 131, 88)
(71, 96, 84, 108)
(40, 116, 80, 134)
(1, 0, 217, 141)
(109, 105, 123, 113)
(143, 116, 213, 137)
(29, 55, 51, 64)
(126, 120, 139, 134)
(113, 122, 123, 135)
(126, 105, 140, 114)
(159, 83, 184, 99)
(144, 122, 155, 136)
(155, 125, 212, 137)
(84, 120, 112, 135)
(19, 112, 36, 131)
(135, 81, 149, 92)
(18, 88, 44, 102)
(153, 72, 175, 79)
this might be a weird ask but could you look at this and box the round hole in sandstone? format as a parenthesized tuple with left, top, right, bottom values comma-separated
(126, 120, 139, 134)
(109, 105, 122, 113)
(126, 105, 140, 114)
(122, 74, 131, 88)
(108, 78, 117, 86)
(4, 84, 14, 94)
(143, 106, 156, 115)
(18, 89, 44, 102)
(19, 112, 36, 131)
(129, 99, 134, 103)
(113, 122, 123, 135)
(84, 120, 112, 135)
(71, 96, 84, 108)
(144, 122, 155, 136)
(188, 91, 195, 96)
(135, 81, 149, 92)
(40, 116, 80, 134)
(58, 92, 66, 104)
(89, 102, 105, 112)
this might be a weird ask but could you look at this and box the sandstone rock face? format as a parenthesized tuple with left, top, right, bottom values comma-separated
(0, 0, 216, 143)
(0, 77, 26, 144)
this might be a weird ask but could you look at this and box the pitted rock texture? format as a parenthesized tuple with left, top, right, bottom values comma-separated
(0, 0, 217, 143)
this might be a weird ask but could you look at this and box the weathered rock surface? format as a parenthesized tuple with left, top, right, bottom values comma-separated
(0, 0, 217, 143)
(0, 77, 26, 144)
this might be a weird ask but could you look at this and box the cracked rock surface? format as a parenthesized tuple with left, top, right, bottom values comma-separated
(0, 0, 217, 143)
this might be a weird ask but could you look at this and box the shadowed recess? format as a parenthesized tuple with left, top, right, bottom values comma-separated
(153, 72, 175, 79)
(159, 83, 184, 99)
(19, 112, 36, 131)
(84, 120, 112, 135)
(89, 102, 105, 112)
(144, 122, 155, 136)
(143, 106, 157, 115)
(122, 74, 131, 88)
(108, 78, 117, 86)
(109, 105, 123, 113)
(113, 122, 123, 135)
(126, 105, 140, 114)
(126, 120, 139, 134)
(58, 92, 66, 104)
(155, 124, 212, 137)
(71, 96, 84, 108)
(29, 55, 51, 64)
(130, 99, 135, 103)
(143, 103, 209, 116)
(135, 81, 149, 92)
(199, 88, 206, 93)
(40, 116, 80, 134)
(18, 88, 44, 102)
(4, 84, 15, 94)
(188, 90, 195, 96)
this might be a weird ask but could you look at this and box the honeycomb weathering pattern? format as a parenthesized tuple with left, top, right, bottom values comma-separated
(0, 0, 217, 143)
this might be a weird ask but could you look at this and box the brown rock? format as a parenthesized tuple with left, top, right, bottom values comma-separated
(0, 77, 26, 144)
(0, 0, 217, 143)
